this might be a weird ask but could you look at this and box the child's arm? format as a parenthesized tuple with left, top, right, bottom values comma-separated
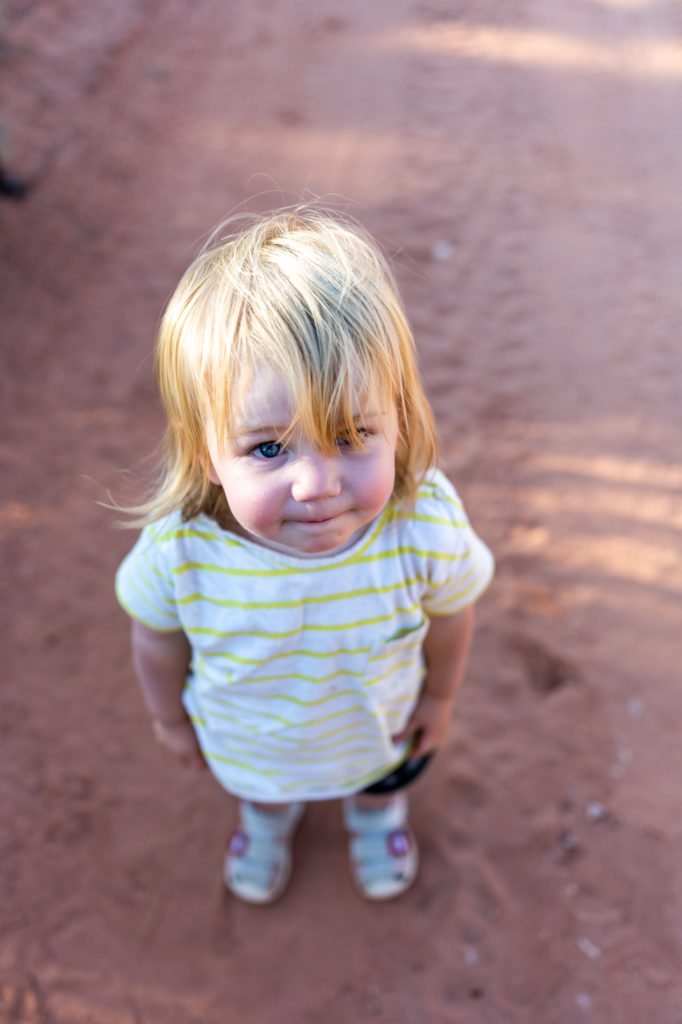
(130, 620, 206, 770)
(394, 605, 474, 758)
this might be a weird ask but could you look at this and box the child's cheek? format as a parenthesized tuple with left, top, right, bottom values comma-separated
(227, 475, 280, 537)
(360, 454, 396, 513)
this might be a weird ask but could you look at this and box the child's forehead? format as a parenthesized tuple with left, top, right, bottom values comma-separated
(226, 363, 391, 436)
(232, 367, 295, 433)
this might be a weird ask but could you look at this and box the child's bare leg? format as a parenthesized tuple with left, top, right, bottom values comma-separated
(251, 800, 297, 812)
(348, 792, 395, 811)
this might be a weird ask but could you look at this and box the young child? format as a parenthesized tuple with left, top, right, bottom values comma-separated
(115, 208, 494, 904)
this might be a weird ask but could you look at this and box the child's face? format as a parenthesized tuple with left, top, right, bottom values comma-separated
(206, 367, 399, 557)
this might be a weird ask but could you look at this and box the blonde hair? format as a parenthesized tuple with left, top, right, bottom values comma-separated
(130, 207, 438, 526)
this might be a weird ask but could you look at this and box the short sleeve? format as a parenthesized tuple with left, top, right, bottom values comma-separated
(415, 471, 494, 617)
(115, 521, 182, 632)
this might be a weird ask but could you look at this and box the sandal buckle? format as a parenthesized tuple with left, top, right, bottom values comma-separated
(229, 830, 249, 857)
(387, 828, 411, 857)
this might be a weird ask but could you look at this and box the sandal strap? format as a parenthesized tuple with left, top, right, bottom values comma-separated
(224, 801, 304, 904)
(343, 795, 418, 900)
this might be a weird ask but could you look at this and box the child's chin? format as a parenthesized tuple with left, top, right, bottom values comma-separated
(252, 532, 347, 557)
(284, 531, 354, 557)
(291, 537, 346, 555)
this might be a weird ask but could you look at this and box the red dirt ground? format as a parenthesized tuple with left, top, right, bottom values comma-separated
(2, 1, 682, 1021)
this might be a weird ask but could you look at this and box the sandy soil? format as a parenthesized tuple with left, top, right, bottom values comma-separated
(2, 0, 682, 1020)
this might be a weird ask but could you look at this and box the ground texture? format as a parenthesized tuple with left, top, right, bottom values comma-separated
(1, 0, 682, 1020)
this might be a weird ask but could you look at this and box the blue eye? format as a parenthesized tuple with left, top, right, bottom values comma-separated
(336, 428, 370, 448)
(254, 441, 283, 459)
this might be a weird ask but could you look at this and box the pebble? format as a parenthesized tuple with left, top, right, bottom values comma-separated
(430, 240, 456, 262)
(576, 993, 592, 1011)
(464, 947, 479, 965)
(627, 697, 645, 717)
(577, 937, 601, 960)
(585, 801, 607, 822)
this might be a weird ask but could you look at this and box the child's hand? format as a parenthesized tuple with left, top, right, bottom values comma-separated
(152, 716, 207, 771)
(393, 692, 455, 758)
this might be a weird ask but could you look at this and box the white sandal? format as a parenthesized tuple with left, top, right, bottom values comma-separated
(343, 793, 418, 900)
(224, 801, 305, 904)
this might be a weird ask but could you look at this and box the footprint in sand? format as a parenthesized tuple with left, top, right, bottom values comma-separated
(510, 634, 579, 694)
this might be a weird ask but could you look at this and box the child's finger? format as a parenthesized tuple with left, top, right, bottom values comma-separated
(409, 730, 434, 758)
(392, 720, 422, 751)
(392, 720, 416, 746)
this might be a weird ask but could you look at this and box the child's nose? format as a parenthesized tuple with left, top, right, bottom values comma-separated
(291, 452, 341, 503)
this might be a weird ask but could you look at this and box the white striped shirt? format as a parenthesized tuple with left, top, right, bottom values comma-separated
(115, 469, 494, 801)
